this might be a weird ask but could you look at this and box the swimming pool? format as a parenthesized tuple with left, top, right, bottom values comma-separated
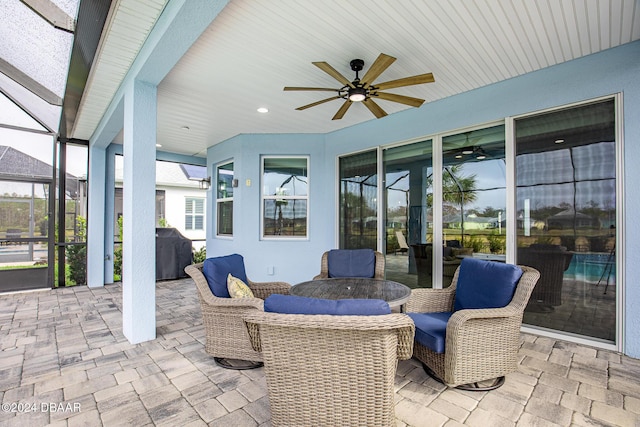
(564, 252, 615, 283)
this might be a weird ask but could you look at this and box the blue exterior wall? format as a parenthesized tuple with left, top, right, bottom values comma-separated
(207, 41, 640, 356)
(206, 133, 329, 283)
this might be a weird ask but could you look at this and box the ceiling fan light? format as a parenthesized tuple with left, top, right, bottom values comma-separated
(476, 154, 486, 160)
(461, 147, 474, 155)
(348, 87, 367, 102)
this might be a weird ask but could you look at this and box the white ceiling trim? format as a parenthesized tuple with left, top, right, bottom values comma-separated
(73, 0, 640, 157)
(71, 0, 168, 139)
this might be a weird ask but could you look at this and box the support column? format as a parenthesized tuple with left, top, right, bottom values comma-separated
(87, 145, 106, 288)
(122, 79, 157, 343)
(104, 145, 117, 284)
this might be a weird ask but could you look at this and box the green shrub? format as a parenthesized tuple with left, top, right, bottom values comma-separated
(193, 246, 206, 263)
(66, 216, 87, 285)
(114, 216, 123, 280)
(487, 233, 506, 254)
(463, 235, 484, 252)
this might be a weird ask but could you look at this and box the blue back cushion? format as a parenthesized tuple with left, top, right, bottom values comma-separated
(327, 249, 376, 278)
(264, 294, 391, 315)
(408, 312, 452, 354)
(453, 258, 523, 311)
(202, 254, 248, 298)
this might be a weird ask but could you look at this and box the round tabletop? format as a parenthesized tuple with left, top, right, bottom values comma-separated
(290, 277, 411, 309)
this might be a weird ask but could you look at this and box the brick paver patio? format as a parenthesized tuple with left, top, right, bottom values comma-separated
(1, 278, 639, 426)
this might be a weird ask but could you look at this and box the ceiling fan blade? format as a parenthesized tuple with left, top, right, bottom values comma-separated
(361, 53, 396, 88)
(373, 92, 425, 108)
(363, 98, 388, 119)
(374, 73, 435, 90)
(295, 95, 342, 111)
(332, 101, 353, 120)
(284, 87, 340, 92)
(312, 62, 355, 88)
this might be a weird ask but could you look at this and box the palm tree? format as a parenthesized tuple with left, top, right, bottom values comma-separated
(426, 165, 478, 240)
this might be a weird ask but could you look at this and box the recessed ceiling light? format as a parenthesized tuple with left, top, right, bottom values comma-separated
(181, 126, 190, 130)
(555, 139, 565, 144)
(257, 107, 269, 113)
(156, 144, 162, 147)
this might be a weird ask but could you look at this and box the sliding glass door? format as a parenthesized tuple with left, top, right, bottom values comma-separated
(383, 140, 432, 288)
(515, 99, 617, 343)
(338, 150, 378, 249)
(336, 96, 618, 347)
(441, 125, 506, 287)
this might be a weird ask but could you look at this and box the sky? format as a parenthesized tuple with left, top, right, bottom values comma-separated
(0, 127, 87, 178)
(0, 91, 87, 178)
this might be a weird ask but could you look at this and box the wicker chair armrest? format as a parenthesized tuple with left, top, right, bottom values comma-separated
(186, 263, 267, 310)
(448, 305, 520, 325)
(203, 296, 265, 311)
(312, 273, 327, 280)
(406, 287, 455, 313)
(444, 305, 522, 357)
(244, 319, 262, 352)
(244, 313, 415, 358)
(247, 280, 291, 299)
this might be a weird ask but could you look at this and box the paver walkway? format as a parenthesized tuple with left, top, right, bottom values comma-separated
(1, 278, 639, 426)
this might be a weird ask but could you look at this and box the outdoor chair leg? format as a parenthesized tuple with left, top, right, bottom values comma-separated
(214, 357, 263, 370)
(421, 362, 505, 391)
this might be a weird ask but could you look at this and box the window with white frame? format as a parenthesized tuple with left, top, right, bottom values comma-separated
(216, 162, 234, 236)
(262, 156, 308, 238)
(185, 197, 205, 230)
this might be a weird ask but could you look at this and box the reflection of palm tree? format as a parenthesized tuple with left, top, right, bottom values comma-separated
(426, 165, 478, 239)
(444, 166, 477, 240)
(273, 175, 307, 235)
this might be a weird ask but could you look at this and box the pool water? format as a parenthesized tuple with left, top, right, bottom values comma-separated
(564, 252, 616, 282)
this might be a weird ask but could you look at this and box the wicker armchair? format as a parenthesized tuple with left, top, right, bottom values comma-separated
(185, 262, 290, 369)
(313, 249, 385, 280)
(411, 243, 461, 288)
(244, 312, 414, 427)
(517, 244, 573, 309)
(406, 261, 540, 390)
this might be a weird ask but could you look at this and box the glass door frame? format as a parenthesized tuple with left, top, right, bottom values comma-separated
(509, 94, 622, 353)
(336, 95, 622, 352)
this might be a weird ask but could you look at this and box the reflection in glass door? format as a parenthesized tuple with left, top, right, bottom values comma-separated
(383, 140, 432, 288)
(441, 125, 506, 287)
(339, 150, 378, 250)
(515, 99, 617, 344)
(0, 179, 51, 291)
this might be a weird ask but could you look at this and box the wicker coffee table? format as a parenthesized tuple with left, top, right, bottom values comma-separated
(291, 277, 411, 311)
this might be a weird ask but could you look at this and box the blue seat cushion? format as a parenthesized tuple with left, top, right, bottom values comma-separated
(408, 312, 453, 354)
(327, 249, 376, 278)
(453, 258, 523, 311)
(264, 294, 391, 315)
(203, 254, 248, 298)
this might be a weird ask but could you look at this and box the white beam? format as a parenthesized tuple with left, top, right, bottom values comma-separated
(19, 0, 75, 32)
(0, 57, 63, 106)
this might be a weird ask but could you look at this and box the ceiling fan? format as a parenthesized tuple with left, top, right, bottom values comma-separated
(284, 53, 435, 120)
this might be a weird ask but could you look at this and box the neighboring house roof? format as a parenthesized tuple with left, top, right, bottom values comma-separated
(180, 164, 207, 181)
(114, 159, 206, 188)
(0, 145, 79, 197)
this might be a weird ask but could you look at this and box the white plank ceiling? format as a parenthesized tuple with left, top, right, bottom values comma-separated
(71, 0, 640, 157)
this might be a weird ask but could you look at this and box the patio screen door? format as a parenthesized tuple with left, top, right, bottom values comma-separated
(0, 178, 52, 292)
